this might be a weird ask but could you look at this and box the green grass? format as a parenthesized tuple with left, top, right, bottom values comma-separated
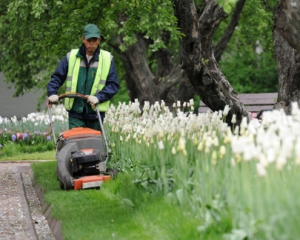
(31, 161, 227, 240)
(0, 150, 56, 161)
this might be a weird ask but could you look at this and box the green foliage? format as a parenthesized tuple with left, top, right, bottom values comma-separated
(0, 150, 55, 161)
(215, 0, 278, 93)
(193, 94, 201, 113)
(111, 77, 130, 105)
(1, 142, 19, 157)
(115, 0, 182, 52)
(0, 0, 282, 112)
(0, 0, 181, 109)
(220, 49, 278, 93)
(110, 54, 131, 105)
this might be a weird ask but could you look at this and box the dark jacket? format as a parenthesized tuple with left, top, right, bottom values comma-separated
(47, 44, 119, 120)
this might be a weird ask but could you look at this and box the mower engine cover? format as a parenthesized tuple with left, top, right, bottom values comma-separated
(71, 148, 105, 176)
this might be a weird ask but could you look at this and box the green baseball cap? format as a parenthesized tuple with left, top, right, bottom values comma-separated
(83, 24, 100, 39)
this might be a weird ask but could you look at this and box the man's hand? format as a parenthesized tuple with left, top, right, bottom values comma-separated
(87, 95, 99, 105)
(48, 95, 59, 103)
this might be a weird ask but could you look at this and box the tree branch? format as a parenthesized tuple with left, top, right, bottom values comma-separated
(214, 0, 246, 62)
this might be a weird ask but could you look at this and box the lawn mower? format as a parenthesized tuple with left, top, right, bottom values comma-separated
(48, 93, 118, 190)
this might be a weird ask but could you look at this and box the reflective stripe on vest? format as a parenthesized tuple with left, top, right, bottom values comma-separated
(64, 49, 112, 112)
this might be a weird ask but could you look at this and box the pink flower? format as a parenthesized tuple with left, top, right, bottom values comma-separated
(249, 112, 258, 119)
(16, 133, 23, 140)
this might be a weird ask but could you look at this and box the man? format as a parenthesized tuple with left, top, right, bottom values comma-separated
(47, 24, 119, 130)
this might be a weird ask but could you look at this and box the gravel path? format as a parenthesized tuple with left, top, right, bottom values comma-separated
(0, 162, 56, 240)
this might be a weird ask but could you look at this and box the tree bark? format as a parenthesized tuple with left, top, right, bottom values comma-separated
(116, 34, 160, 104)
(154, 31, 174, 78)
(174, 0, 250, 125)
(273, 0, 300, 114)
(274, 0, 300, 53)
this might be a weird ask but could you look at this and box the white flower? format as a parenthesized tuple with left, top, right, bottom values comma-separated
(158, 140, 164, 150)
(171, 147, 176, 154)
(205, 136, 212, 148)
(177, 137, 186, 152)
(197, 142, 203, 151)
(231, 114, 237, 124)
(213, 137, 219, 147)
(223, 105, 230, 117)
(219, 145, 226, 156)
(11, 116, 17, 123)
(291, 102, 299, 116)
(256, 163, 267, 176)
(189, 99, 194, 106)
(276, 153, 287, 170)
(241, 117, 248, 129)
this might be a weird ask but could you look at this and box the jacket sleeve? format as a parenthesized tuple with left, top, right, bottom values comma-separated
(47, 56, 69, 96)
(96, 59, 120, 103)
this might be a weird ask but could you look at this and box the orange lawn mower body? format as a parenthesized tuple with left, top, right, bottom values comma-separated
(48, 93, 117, 190)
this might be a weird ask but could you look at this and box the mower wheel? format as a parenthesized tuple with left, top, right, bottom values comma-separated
(62, 176, 73, 190)
(106, 168, 119, 179)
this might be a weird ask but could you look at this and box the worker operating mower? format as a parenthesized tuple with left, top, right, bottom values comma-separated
(48, 93, 117, 190)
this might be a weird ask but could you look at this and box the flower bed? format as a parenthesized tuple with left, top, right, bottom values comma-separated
(0, 105, 68, 156)
(104, 100, 300, 239)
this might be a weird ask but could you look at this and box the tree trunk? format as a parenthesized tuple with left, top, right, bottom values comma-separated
(116, 34, 195, 108)
(273, 0, 300, 114)
(157, 66, 195, 109)
(114, 16, 196, 109)
(117, 34, 160, 104)
(154, 31, 174, 78)
(113, 0, 249, 124)
(174, 0, 250, 125)
(275, 0, 300, 53)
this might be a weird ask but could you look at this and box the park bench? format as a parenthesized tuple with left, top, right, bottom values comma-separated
(199, 92, 278, 116)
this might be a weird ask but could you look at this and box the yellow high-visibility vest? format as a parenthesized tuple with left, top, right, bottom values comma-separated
(64, 49, 112, 112)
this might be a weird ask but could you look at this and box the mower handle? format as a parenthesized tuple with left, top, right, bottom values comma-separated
(47, 93, 88, 105)
(58, 93, 88, 101)
(47, 93, 97, 108)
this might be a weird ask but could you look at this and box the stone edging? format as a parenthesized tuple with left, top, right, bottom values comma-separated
(34, 184, 63, 240)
